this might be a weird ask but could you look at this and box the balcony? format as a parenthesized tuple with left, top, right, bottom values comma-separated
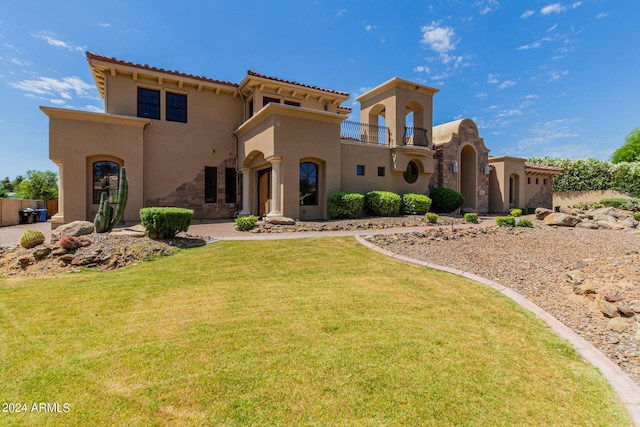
(403, 126, 431, 149)
(340, 120, 390, 146)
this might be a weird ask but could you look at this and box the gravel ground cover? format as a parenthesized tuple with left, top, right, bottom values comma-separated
(364, 223, 640, 386)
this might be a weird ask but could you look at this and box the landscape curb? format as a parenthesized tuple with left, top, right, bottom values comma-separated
(355, 234, 640, 427)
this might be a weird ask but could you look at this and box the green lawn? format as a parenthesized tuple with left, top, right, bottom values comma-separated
(0, 237, 630, 426)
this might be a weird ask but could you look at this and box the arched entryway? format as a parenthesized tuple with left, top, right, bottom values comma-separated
(459, 144, 477, 211)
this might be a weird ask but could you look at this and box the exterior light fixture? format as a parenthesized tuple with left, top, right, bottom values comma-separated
(451, 161, 459, 173)
(483, 163, 490, 175)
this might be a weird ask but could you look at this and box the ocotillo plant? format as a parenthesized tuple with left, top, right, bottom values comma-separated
(94, 167, 128, 233)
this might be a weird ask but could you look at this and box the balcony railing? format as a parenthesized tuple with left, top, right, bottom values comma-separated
(403, 126, 431, 148)
(340, 120, 390, 145)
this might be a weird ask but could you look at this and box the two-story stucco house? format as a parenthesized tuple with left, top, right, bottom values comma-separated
(41, 52, 561, 227)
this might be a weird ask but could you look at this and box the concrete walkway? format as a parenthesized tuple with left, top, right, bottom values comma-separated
(2, 217, 639, 425)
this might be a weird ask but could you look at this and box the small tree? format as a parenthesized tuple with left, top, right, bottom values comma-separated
(15, 170, 58, 200)
(612, 128, 640, 163)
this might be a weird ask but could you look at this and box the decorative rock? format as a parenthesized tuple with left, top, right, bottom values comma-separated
(559, 206, 576, 215)
(535, 207, 553, 220)
(599, 298, 620, 318)
(621, 217, 639, 229)
(266, 216, 296, 225)
(51, 221, 95, 240)
(17, 256, 33, 268)
(608, 317, 629, 333)
(618, 304, 635, 317)
(593, 213, 618, 223)
(566, 270, 581, 281)
(573, 283, 597, 296)
(595, 221, 612, 230)
(32, 247, 52, 261)
(605, 295, 623, 303)
(575, 220, 599, 229)
(51, 248, 68, 256)
(543, 213, 581, 227)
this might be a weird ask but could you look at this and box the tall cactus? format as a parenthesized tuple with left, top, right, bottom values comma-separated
(94, 167, 128, 233)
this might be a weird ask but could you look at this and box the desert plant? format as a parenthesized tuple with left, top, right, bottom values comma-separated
(526, 207, 537, 214)
(515, 219, 533, 228)
(509, 208, 522, 217)
(401, 193, 432, 215)
(464, 213, 479, 224)
(430, 187, 464, 213)
(19, 229, 46, 249)
(328, 192, 364, 219)
(58, 235, 92, 250)
(94, 167, 128, 233)
(496, 216, 516, 227)
(235, 215, 259, 231)
(364, 191, 402, 216)
(425, 212, 439, 224)
(621, 198, 640, 212)
(600, 198, 629, 209)
(140, 207, 194, 239)
(572, 201, 605, 210)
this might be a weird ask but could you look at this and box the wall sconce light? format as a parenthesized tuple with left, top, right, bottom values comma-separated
(451, 161, 459, 173)
(483, 163, 490, 175)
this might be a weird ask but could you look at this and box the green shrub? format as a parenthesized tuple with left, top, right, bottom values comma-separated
(234, 215, 259, 231)
(430, 187, 464, 213)
(600, 198, 629, 209)
(509, 208, 522, 217)
(515, 219, 533, 228)
(425, 212, 439, 224)
(621, 198, 640, 212)
(525, 207, 536, 214)
(140, 207, 194, 239)
(328, 192, 364, 219)
(364, 191, 402, 216)
(496, 216, 515, 227)
(401, 193, 432, 215)
(572, 201, 605, 210)
(633, 213, 640, 221)
(464, 213, 478, 224)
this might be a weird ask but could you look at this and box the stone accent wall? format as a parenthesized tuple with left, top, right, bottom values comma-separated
(146, 157, 240, 219)
(526, 176, 554, 209)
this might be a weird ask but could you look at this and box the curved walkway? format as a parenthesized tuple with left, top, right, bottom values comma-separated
(2, 219, 639, 424)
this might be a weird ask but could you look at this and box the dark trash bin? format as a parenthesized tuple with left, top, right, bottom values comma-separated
(19, 210, 37, 224)
(35, 209, 47, 222)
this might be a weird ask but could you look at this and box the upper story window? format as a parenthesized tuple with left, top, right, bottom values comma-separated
(284, 100, 301, 107)
(166, 92, 187, 123)
(263, 96, 280, 107)
(137, 88, 160, 120)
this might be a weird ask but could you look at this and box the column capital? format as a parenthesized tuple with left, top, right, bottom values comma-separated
(266, 154, 283, 164)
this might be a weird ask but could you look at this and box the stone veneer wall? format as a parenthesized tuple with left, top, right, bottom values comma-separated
(525, 176, 554, 209)
(146, 157, 240, 219)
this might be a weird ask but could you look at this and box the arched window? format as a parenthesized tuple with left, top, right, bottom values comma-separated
(93, 161, 119, 204)
(403, 161, 419, 184)
(300, 162, 318, 205)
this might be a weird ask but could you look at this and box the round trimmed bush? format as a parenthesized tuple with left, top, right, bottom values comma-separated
(140, 207, 194, 239)
(425, 212, 439, 224)
(401, 193, 432, 215)
(430, 187, 464, 213)
(509, 208, 522, 217)
(364, 191, 402, 216)
(328, 192, 364, 219)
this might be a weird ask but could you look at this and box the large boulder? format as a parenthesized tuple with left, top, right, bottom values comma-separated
(51, 221, 95, 240)
(535, 207, 553, 220)
(559, 206, 576, 215)
(543, 212, 581, 227)
(621, 216, 639, 229)
(266, 216, 296, 225)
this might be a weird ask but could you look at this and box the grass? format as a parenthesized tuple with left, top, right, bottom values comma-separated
(0, 237, 630, 426)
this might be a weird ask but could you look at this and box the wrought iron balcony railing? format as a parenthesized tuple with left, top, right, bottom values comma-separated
(340, 120, 390, 145)
(403, 126, 431, 148)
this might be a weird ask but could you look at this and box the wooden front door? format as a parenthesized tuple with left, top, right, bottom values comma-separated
(257, 168, 272, 216)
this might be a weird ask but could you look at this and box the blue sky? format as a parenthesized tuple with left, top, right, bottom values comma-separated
(0, 0, 637, 180)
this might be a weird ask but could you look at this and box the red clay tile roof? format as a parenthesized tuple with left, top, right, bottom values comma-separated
(86, 52, 239, 88)
(246, 70, 349, 97)
(525, 162, 564, 172)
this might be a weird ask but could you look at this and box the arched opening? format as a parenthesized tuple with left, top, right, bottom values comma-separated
(460, 145, 477, 211)
(509, 173, 520, 208)
(367, 103, 387, 144)
(404, 101, 427, 146)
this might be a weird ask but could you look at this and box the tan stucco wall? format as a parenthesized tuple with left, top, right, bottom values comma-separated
(554, 190, 632, 207)
(44, 107, 147, 224)
(488, 157, 526, 212)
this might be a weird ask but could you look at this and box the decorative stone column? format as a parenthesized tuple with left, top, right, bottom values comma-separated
(266, 155, 283, 218)
(238, 167, 251, 216)
(51, 159, 64, 228)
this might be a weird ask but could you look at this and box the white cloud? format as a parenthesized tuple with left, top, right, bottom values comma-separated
(572, 1, 583, 8)
(516, 118, 581, 153)
(596, 12, 608, 19)
(476, 92, 488, 100)
(487, 74, 499, 84)
(413, 65, 430, 73)
(524, 94, 539, 99)
(474, 0, 499, 15)
(498, 80, 517, 89)
(9, 75, 95, 99)
(547, 69, 569, 82)
(9, 57, 31, 66)
(541, 4, 566, 15)
(420, 21, 457, 53)
(336, 9, 346, 17)
(98, 22, 112, 28)
(547, 24, 558, 32)
(521, 10, 535, 18)
(363, 23, 375, 32)
(31, 32, 85, 52)
(517, 42, 542, 50)
(497, 109, 523, 117)
(4, 42, 22, 52)
(50, 99, 66, 105)
(83, 105, 103, 113)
